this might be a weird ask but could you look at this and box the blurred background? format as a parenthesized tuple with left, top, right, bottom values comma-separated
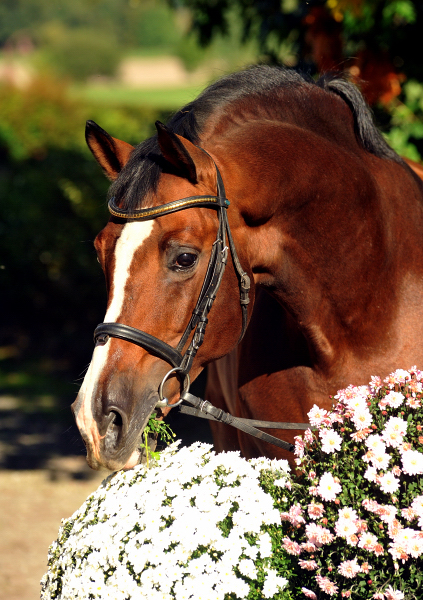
(1, 0, 423, 597)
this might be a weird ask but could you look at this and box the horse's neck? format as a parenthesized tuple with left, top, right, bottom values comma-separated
(225, 129, 423, 379)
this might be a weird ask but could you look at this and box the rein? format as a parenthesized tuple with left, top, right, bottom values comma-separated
(93, 152, 310, 453)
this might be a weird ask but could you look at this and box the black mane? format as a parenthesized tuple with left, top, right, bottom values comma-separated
(109, 65, 402, 212)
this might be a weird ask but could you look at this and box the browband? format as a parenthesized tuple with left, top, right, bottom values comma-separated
(108, 195, 229, 221)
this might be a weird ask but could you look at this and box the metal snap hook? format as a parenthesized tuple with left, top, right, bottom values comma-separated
(156, 367, 190, 409)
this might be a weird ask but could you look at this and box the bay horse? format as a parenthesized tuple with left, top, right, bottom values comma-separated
(71, 66, 423, 472)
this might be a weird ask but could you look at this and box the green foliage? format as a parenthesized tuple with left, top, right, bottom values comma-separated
(141, 414, 176, 466)
(0, 77, 161, 381)
(384, 80, 423, 160)
(42, 28, 122, 81)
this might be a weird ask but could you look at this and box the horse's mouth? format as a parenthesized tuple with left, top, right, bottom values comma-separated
(80, 392, 160, 472)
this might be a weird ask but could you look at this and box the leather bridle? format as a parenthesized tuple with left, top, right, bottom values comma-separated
(94, 153, 250, 386)
(92, 152, 309, 453)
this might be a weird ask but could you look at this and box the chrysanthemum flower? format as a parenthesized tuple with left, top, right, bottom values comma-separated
(307, 502, 325, 520)
(384, 391, 405, 408)
(379, 471, 400, 494)
(317, 472, 342, 502)
(382, 417, 408, 447)
(301, 587, 318, 599)
(308, 405, 328, 426)
(337, 558, 361, 578)
(352, 408, 373, 430)
(320, 428, 342, 453)
(335, 518, 358, 538)
(401, 449, 423, 475)
(315, 574, 338, 596)
(358, 531, 378, 551)
(298, 559, 318, 570)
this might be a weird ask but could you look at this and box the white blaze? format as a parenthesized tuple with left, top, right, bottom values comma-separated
(77, 221, 155, 428)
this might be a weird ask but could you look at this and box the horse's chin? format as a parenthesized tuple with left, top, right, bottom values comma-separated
(123, 449, 142, 470)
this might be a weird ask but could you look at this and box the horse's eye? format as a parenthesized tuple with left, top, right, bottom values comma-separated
(175, 253, 197, 268)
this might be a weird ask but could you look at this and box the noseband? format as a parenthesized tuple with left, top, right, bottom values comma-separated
(94, 152, 251, 400)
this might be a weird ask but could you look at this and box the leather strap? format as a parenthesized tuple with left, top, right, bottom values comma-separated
(180, 391, 295, 452)
(94, 323, 183, 368)
(179, 404, 313, 430)
(108, 195, 229, 220)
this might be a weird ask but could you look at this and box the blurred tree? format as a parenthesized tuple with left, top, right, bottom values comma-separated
(0, 77, 162, 381)
(172, 0, 423, 159)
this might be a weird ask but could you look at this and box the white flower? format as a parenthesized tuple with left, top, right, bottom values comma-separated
(384, 391, 405, 408)
(41, 442, 291, 600)
(382, 417, 408, 448)
(365, 434, 386, 454)
(379, 471, 400, 494)
(320, 429, 342, 453)
(352, 407, 373, 430)
(317, 472, 342, 501)
(262, 568, 288, 598)
(401, 449, 423, 475)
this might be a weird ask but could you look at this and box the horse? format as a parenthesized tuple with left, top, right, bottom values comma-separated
(71, 65, 423, 472)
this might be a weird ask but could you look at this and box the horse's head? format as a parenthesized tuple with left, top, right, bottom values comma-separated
(72, 121, 252, 471)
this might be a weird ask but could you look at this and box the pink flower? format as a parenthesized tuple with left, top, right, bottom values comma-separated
(369, 375, 382, 391)
(411, 495, 423, 517)
(352, 408, 373, 430)
(298, 559, 318, 570)
(337, 558, 361, 578)
(406, 396, 420, 408)
(360, 562, 371, 573)
(308, 405, 328, 427)
(294, 435, 305, 458)
(307, 502, 325, 520)
(358, 532, 378, 551)
(301, 588, 317, 599)
(317, 472, 342, 501)
(315, 574, 338, 596)
(300, 542, 317, 553)
(338, 506, 358, 521)
(373, 594, 385, 600)
(281, 537, 302, 555)
(384, 585, 404, 599)
(365, 434, 386, 454)
(364, 465, 379, 482)
(371, 452, 391, 471)
(304, 428, 315, 444)
(401, 507, 416, 521)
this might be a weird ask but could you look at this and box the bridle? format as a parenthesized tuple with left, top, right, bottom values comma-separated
(94, 152, 251, 396)
(93, 151, 310, 453)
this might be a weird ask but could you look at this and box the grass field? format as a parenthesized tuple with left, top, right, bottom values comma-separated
(71, 83, 205, 110)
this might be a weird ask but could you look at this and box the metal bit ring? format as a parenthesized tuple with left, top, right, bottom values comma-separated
(156, 367, 190, 408)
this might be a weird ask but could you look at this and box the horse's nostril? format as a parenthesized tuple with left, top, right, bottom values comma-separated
(109, 409, 123, 429)
(103, 407, 127, 450)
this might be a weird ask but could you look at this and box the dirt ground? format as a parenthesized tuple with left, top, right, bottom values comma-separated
(0, 468, 105, 600)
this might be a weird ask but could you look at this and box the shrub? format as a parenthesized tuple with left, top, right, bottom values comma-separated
(40, 368, 423, 599)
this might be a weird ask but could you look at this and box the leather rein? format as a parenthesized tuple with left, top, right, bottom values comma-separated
(93, 152, 311, 453)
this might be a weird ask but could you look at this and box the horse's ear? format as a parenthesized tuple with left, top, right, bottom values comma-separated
(155, 121, 198, 183)
(85, 120, 134, 181)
